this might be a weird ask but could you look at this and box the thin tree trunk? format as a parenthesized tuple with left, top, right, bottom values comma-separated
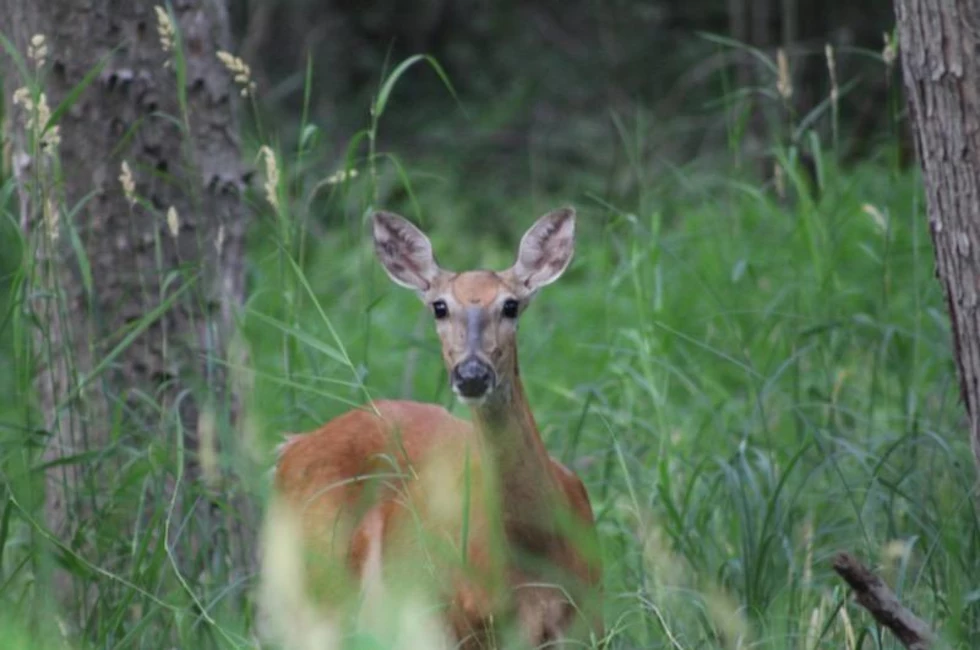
(728, 0, 750, 88)
(0, 0, 255, 626)
(895, 0, 980, 472)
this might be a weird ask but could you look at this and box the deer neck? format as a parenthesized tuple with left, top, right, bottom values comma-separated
(468, 368, 558, 526)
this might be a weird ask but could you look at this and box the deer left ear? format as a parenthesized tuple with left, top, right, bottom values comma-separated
(372, 210, 442, 293)
(510, 207, 575, 295)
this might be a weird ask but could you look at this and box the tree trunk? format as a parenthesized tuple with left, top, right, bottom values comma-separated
(895, 0, 980, 472)
(0, 0, 255, 626)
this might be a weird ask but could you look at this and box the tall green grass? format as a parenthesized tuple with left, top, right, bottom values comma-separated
(0, 16, 976, 650)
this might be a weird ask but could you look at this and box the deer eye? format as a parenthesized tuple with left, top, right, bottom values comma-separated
(502, 299, 519, 319)
(432, 300, 449, 320)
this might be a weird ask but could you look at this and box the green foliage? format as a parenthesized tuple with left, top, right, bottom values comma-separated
(0, 12, 977, 650)
(244, 148, 973, 649)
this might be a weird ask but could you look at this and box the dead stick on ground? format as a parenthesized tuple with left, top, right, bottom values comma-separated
(832, 551, 936, 650)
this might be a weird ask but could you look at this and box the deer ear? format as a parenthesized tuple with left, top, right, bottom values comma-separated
(372, 211, 441, 293)
(510, 207, 575, 295)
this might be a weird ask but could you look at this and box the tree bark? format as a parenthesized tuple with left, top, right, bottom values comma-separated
(0, 0, 254, 625)
(896, 0, 980, 472)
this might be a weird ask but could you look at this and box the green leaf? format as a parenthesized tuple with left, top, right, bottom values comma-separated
(0, 33, 32, 87)
(63, 189, 100, 302)
(245, 307, 348, 367)
(373, 54, 462, 120)
(0, 494, 12, 568)
(31, 448, 109, 471)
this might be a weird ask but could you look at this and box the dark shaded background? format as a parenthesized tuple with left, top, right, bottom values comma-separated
(229, 0, 901, 167)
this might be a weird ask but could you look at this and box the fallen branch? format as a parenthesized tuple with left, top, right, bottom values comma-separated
(832, 551, 935, 650)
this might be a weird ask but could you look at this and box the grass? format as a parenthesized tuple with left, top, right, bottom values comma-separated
(1, 14, 978, 650)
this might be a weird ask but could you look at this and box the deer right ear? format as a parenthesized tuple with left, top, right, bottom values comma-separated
(510, 207, 576, 296)
(371, 211, 441, 293)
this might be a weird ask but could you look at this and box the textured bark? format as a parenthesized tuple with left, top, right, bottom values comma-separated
(896, 0, 980, 472)
(0, 0, 254, 621)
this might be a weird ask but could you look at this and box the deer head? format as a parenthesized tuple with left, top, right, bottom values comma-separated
(372, 208, 575, 404)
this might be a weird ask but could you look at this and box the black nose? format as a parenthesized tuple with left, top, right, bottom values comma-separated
(452, 357, 495, 398)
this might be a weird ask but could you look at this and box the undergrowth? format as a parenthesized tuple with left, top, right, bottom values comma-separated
(0, 10, 976, 650)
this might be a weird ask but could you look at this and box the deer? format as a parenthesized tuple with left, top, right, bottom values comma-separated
(258, 207, 602, 650)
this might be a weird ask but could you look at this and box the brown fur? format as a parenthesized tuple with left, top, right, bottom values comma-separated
(271, 400, 601, 648)
(263, 209, 602, 648)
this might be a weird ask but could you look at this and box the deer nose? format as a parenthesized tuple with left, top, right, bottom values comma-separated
(452, 357, 495, 399)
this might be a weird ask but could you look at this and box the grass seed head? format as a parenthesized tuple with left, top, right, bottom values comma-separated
(825, 44, 839, 106)
(154, 6, 176, 58)
(44, 197, 60, 243)
(862, 203, 888, 231)
(166, 206, 179, 237)
(13, 88, 59, 153)
(258, 145, 280, 210)
(119, 161, 137, 205)
(776, 48, 793, 101)
(325, 168, 359, 185)
(217, 51, 257, 97)
(28, 34, 48, 69)
(882, 31, 897, 69)
(773, 161, 785, 200)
